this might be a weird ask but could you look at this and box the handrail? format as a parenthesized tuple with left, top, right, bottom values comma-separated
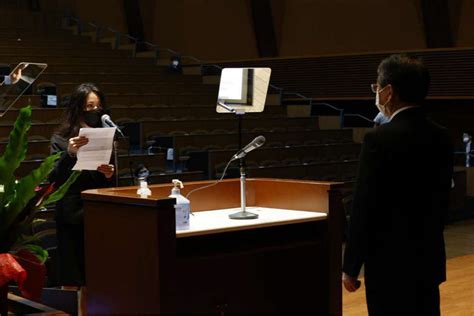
(63, 15, 374, 128)
(344, 113, 375, 124)
(283, 92, 373, 128)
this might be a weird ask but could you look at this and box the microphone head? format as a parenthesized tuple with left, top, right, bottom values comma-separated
(101, 114, 111, 127)
(254, 135, 266, 147)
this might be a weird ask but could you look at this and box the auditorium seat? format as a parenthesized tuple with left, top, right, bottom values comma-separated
(266, 141, 283, 148)
(282, 158, 301, 166)
(169, 130, 188, 136)
(26, 153, 48, 160)
(251, 127, 268, 133)
(202, 144, 221, 151)
(146, 130, 165, 140)
(115, 117, 135, 125)
(304, 139, 322, 146)
(179, 145, 200, 157)
(225, 143, 238, 149)
(109, 104, 127, 109)
(287, 126, 306, 132)
(302, 156, 315, 164)
(29, 135, 49, 141)
(260, 159, 281, 167)
(285, 140, 303, 147)
(189, 129, 209, 135)
(270, 127, 286, 133)
(210, 128, 230, 134)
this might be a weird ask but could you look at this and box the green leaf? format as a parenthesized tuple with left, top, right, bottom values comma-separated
(0, 153, 61, 237)
(12, 233, 40, 249)
(0, 106, 31, 209)
(12, 229, 55, 250)
(40, 171, 81, 208)
(15, 244, 49, 264)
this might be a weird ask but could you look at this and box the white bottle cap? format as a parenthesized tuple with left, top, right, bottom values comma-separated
(172, 179, 184, 189)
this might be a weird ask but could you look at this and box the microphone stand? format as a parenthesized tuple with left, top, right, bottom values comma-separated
(103, 117, 130, 187)
(465, 139, 472, 168)
(113, 140, 119, 187)
(218, 101, 258, 220)
(228, 156, 258, 219)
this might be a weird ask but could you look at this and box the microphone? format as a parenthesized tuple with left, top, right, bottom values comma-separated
(231, 136, 265, 161)
(101, 114, 125, 137)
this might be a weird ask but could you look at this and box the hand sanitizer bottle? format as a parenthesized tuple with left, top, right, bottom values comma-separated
(136, 178, 152, 198)
(169, 179, 190, 230)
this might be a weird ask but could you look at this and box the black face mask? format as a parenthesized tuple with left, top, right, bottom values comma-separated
(83, 110, 103, 128)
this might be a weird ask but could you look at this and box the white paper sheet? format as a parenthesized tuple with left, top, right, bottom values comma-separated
(72, 127, 116, 171)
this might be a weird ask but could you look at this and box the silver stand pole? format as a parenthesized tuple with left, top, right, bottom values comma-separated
(229, 161, 258, 219)
(466, 140, 471, 168)
(113, 140, 119, 187)
(218, 101, 257, 219)
(240, 165, 246, 214)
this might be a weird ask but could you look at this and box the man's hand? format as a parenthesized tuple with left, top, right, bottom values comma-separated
(11, 64, 26, 84)
(342, 272, 361, 292)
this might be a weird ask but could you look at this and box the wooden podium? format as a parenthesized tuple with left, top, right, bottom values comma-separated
(82, 178, 345, 315)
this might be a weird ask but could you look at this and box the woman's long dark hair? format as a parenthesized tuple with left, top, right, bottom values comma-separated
(56, 83, 107, 138)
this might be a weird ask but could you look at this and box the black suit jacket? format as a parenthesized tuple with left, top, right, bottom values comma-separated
(343, 107, 453, 286)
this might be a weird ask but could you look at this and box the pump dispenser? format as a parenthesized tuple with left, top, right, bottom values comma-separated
(136, 178, 152, 198)
(169, 179, 190, 230)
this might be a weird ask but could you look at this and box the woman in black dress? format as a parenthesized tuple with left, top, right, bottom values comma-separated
(50, 83, 114, 286)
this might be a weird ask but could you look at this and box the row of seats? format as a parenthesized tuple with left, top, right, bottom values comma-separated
(0, 117, 321, 143)
(1, 106, 285, 124)
(151, 129, 353, 162)
(38, 73, 200, 83)
(186, 143, 360, 179)
(51, 82, 217, 95)
(13, 152, 166, 178)
(204, 48, 474, 99)
(0, 127, 353, 159)
(11, 93, 217, 107)
(216, 160, 358, 182)
(117, 170, 204, 187)
(2, 55, 155, 65)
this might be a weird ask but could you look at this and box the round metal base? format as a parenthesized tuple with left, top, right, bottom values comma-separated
(228, 211, 259, 220)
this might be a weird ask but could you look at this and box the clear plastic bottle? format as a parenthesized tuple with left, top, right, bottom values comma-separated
(169, 179, 190, 230)
(136, 178, 152, 198)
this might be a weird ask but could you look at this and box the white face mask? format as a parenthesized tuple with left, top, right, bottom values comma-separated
(375, 86, 389, 115)
(463, 133, 472, 144)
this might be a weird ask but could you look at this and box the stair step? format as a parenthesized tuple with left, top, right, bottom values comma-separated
(183, 66, 202, 75)
(136, 51, 157, 58)
(266, 94, 282, 106)
(81, 30, 96, 41)
(98, 36, 116, 48)
(203, 75, 219, 84)
(118, 43, 136, 51)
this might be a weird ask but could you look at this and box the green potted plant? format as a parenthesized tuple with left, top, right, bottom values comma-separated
(0, 106, 80, 313)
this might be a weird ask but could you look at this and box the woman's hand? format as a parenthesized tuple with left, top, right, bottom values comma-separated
(97, 164, 115, 179)
(67, 136, 88, 157)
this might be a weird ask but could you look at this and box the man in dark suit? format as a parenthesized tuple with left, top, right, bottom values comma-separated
(342, 54, 453, 315)
(0, 64, 23, 85)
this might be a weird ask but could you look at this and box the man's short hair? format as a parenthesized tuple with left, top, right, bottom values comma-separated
(377, 54, 430, 104)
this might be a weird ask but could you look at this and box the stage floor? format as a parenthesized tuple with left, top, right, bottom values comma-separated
(343, 219, 474, 315)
